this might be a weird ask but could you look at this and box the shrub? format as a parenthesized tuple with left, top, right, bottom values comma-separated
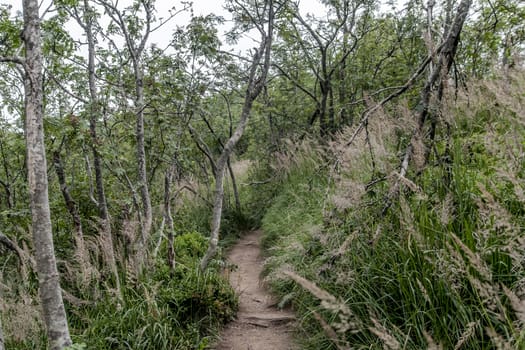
(68, 265, 237, 350)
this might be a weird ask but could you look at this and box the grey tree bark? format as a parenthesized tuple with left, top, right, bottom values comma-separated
(73, 0, 121, 294)
(54, 0, 122, 293)
(163, 165, 176, 270)
(97, 0, 154, 250)
(198, 111, 242, 213)
(23, 0, 72, 348)
(200, 0, 275, 270)
(84, 0, 121, 293)
(0, 314, 4, 350)
(52, 147, 88, 274)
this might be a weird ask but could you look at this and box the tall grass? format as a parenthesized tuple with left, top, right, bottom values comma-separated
(4, 227, 237, 350)
(68, 262, 237, 350)
(251, 70, 525, 349)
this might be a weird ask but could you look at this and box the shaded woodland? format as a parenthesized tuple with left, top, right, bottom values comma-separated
(0, 0, 524, 349)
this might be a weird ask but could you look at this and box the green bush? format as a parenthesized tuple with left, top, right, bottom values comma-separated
(68, 265, 236, 350)
(173, 231, 208, 266)
(161, 265, 238, 328)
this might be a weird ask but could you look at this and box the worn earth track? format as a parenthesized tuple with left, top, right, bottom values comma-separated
(214, 230, 297, 350)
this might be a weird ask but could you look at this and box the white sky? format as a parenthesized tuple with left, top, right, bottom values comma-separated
(0, 0, 402, 123)
(2, 0, 330, 53)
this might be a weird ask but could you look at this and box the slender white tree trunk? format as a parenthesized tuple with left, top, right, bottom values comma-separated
(23, 0, 72, 348)
(133, 59, 153, 246)
(200, 0, 275, 270)
(164, 167, 176, 270)
(96, 0, 154, 260)
(82, 0, 121, 295)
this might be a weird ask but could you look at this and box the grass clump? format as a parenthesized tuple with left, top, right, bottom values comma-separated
(4, 229, 237, 350)
(70, 264, 236, 350)
(70, 229, 237, 350)
(252, 71, 525, 349)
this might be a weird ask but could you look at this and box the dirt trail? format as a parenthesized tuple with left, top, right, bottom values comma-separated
(214, 230, 297, 350)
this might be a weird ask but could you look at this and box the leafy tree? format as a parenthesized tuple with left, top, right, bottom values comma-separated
(274, 0, 377, 136)
(95, 0, 187, 255)
(460, 0, 525, 76)
(0, 0, 73, 348)
(201, 0, 275, 269)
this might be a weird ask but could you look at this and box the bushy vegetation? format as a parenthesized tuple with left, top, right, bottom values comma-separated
(4, 231, 237, 350)
(249, 71, 525, 349)
(0, 0, 523, 348)
(71, 265, 236, 349)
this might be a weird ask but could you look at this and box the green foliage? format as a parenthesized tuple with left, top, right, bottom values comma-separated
(161, 264, 238, 327)
(173, 231, 208, 265)
(460, 0, 525, 76)
(65, 265, 236, 350)
(1, 0, 524, 348)
(5, 333, 47, 350)
(0, 5, 23, 56)
(252, 74, 525, 349)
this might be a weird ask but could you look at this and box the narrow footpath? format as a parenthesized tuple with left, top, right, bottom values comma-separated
(214, 230, 297, 350)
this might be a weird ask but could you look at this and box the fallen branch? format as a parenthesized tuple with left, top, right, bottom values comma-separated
(345, 51, 438, 147)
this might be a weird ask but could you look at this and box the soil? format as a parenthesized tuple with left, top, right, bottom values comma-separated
(214, 230, 297, 350)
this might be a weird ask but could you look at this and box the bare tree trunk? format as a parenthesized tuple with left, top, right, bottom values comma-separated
(0, 138, 13, 210)
(23, 0, 72, 348)
(0, 231, 22, 260)
(319, 82, 329, 136)
(97, 0, 154, 256)
(0, 313, 4, 350)
(198, 112, 242, 213)
(338, 37, 350, 125)
(72, 0, 121, 294)
(188, 125, 217, 177)
(0, 180, 12, 210)
(227, 158, 241, 213)
(164, 167, 176, 270)
(133, 59, 153, 248)
(200, 0, 274, 270)
(328, 82, 335, 133)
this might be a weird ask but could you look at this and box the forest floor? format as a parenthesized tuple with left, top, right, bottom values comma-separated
(214, 230, 297, 350)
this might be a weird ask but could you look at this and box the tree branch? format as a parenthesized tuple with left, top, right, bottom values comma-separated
(345, 50, 438, 147)
(0, 56, 26, 66)
(0, 231, 22, 260)
(46, 68, 89, 104)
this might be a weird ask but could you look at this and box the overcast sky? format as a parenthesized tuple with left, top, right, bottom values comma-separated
(3, 0, 335, 53)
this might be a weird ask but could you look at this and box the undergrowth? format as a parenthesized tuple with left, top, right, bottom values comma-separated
(4, 231, 237, 350)
(2, 156, 250, 349)
(69, 262, 236, 349)
(249, 71, 525, 349)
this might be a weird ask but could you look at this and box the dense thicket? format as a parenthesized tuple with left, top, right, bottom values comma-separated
(253, 70, 525, 349)
(0, 0, 523, 348)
